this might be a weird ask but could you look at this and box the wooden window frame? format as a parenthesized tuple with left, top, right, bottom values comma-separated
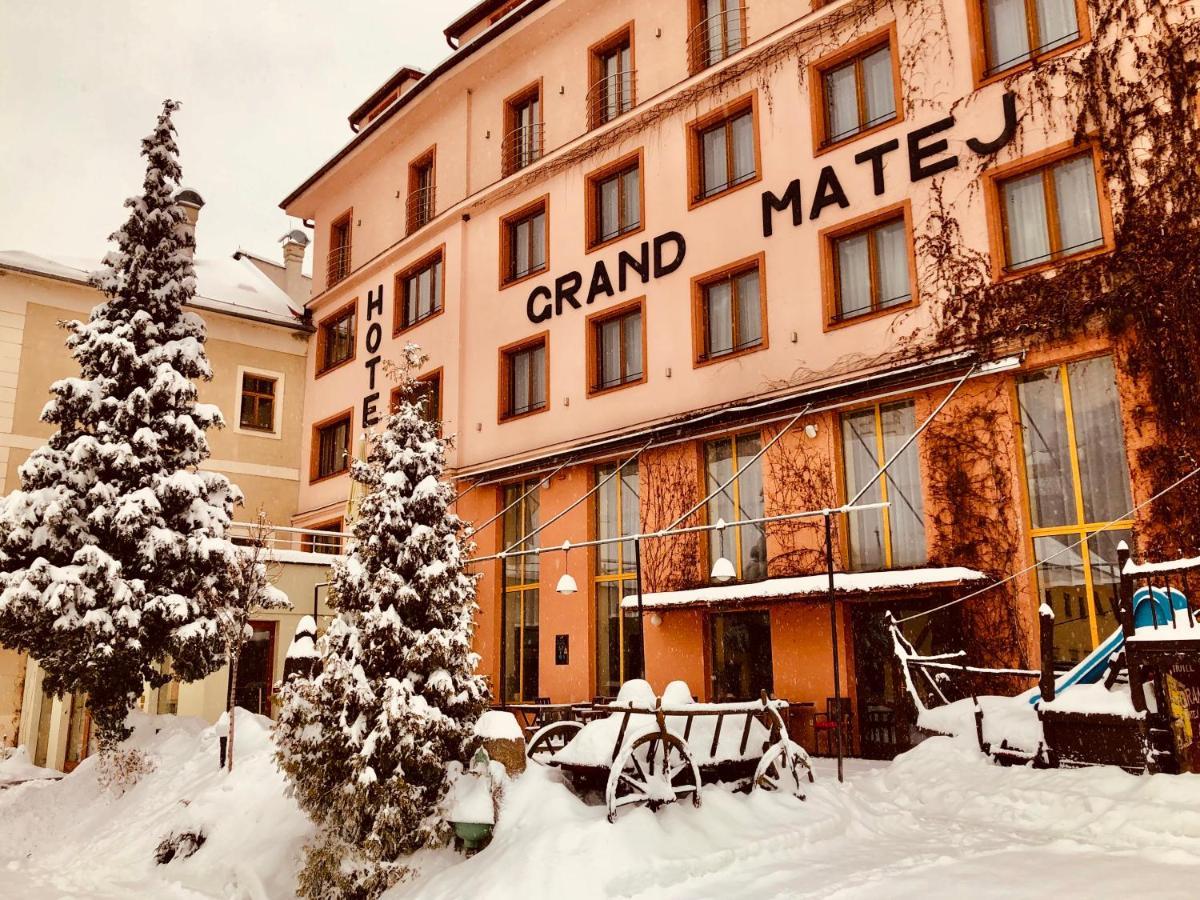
(393, 245, 447, 335)
(982, 139, 1114, 282)
(592, 459, 641, 694)
(588, 22, 637, 130)
(500, 478, 541, 702)
(686, 91, 762, 211)
(238, 371, 277, 433)
(702, 429, 766, 581)
(584, 149, 645, 253)
(687, 0, 750, 75)
(326, 208, 353, 288)
(390, 368, 444, 426)
(302, 518, 345, 555)
(310, 408, 353, 484)
(819, 200, 919, 331)
(499, 194, 551, 289)
(586, 296, 647, 397)
(966, 0, 1091, 88)
(406, 145, 437, 235)
(808, 23, 903, 156)
(315, 299, 358, 377)
(691, 252, 769, 368)
(503, 79, 544, 178)
(498, 331, 550, 423)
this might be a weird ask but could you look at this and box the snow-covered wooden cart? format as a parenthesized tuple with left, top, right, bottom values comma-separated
(526, 681, 812, 822)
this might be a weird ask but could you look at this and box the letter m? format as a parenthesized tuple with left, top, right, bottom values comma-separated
(761, 179, 802, 238)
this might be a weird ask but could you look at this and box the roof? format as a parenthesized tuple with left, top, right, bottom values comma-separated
(0, 249, 307, 330)
(348, 66, 426, 130)
(281, 0, 552, 211)
(620, 567, 990, 611)
(444, 0, 525, 43)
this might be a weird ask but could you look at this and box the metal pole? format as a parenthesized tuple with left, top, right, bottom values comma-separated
(634, 537, 647, 679)
(825, 512, 844, 783)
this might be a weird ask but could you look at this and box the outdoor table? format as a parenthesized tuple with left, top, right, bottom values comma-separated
(496, 703, 579, 734)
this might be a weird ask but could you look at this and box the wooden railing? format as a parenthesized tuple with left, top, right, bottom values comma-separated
(586, 70, 637, 130)
(686, 6, 749, 75)
(502, 122, 544, 177)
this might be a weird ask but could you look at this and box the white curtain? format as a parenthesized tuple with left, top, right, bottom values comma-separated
(512, 351, 530, 413)
(731, 112, 755, 183)
(1054, 155, 1103, 255)
(530, 212, 546, 270)
(825, 63, 859, 141)
(874, 219, 910, 307)
(881, 402, 926, 566)
(624, 168, 641, 229)
(836, 232, 872, 317)
(702, 126, 727, 195)
(623, 311, 642, 379)
(1068, 356, 1132, 524)
(1036, 0, 1079, 51)
(706, 281, 733, 355)
(1003, 170, 1051, 268)
(600, 177, 620, 239)
(529, 344, 546, 409)
(842, 410, 886, 571)
(862, 46, 896, 126)
(1017, 368, 1075, 528)
(735, 270, 761, 348)
(600, 319, 621, 386)
(725, 3, 743, 54)
(514, 219, 531, 276)
(986, 0, 1030, 72)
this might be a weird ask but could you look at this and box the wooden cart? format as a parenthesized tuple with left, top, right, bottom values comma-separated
(528, 691, 812, 822)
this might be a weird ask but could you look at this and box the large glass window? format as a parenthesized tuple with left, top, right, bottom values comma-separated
(239, 373, 276, 432)
(590, 31, 634, 128)
(504, 202, 548, 283)
(830, 213, 911, 322)
(591, 160, 641, 247)
(692, 0, 746, 71)
(317, 303, 356, 374)
(327, 213, 352, 287)
(502, 481, 541, 701)
(696, 106, 757, 202)
(502, 337, 547, 419)
(594, 462, 643, 698)
(821, 40, 897, 146)
(705, 432, 766, 582)
(841, 400, 926, 571)
(1000, 151, 1103, 272)
(591, 302, 644, 393)
(1018, 356, 1133, 666)
(397, 252, 443, 331)
(698, 261, 763, 362)
(710, 610, 773, 701)
(504, 87, 542, 175)
(313, 413, 351, 481)
(982, 0, 1082, 77)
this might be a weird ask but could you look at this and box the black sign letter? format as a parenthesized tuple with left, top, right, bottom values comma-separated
(586, 261, 615, 305)
(362, 392, 380, 428)
(908, 116, 958, 181)
(618, 243, 650, 292)
(555, 271, 583, 316)
(526, 285, 553, 324)
(967, 91, 1018, 156)
(761, 179, 803, 237)
(809, 166, 850, 220)
(653, 232, 686, 278)
(855, 138, 900, 196)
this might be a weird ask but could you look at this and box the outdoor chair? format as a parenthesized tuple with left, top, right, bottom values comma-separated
(813, 697, 853, 756)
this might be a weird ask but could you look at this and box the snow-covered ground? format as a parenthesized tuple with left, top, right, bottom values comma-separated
(3, 715, 1200, 899)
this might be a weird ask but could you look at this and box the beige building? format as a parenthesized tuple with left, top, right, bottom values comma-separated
(0, 195, 342, 770)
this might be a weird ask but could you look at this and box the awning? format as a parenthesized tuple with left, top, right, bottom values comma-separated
(620, 566, 989, 612)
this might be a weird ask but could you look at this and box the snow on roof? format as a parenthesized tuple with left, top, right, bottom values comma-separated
(0, 249, 305, 329)
(620, 567, 988, 611)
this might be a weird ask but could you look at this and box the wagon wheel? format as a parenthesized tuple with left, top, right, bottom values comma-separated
(753, 739, 813, 799)
(605, 731, 701, 823)
(526, 720, 584, 765)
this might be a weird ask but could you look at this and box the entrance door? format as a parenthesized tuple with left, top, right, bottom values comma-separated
(709, 610, 773, 701)
(230, 621, 276, 716)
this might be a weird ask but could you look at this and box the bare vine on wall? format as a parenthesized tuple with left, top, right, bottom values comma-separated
(638, 452, 703, 593)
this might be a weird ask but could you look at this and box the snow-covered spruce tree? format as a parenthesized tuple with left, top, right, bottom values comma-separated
(0, 99, 243, 748)
(275, 344, 489, 899)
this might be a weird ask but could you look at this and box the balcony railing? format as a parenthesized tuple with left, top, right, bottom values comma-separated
(687, 6, 749, 75)
(326, 244, 351, 288)
(502, 122, 544, 177)
(229, 521, 351, 557)
(586, 70, 637, 130)
(406, 184, 437, 235)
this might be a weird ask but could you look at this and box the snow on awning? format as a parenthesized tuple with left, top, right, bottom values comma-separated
(620, 566, 988, 611)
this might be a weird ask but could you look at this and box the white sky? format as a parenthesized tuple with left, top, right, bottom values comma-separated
(0, 0, 479, 271)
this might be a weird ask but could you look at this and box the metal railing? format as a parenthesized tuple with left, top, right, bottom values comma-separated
(326, 244, 352, 288)
(686, 7, 749, 75)
(586, 70, 637, 130)
(406, 184, 436, 234)
(502, 122, 544, 177)
(229, 521, 351, 557)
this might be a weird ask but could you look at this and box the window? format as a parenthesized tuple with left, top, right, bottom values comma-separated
(312, 410, 351, 481)
(589, 25, 635, 128)
(694, 255, 765, 364)
(155, 662, 178, 715)
(588, 299, 645, 394)
(587, 152, 642, 250)
(501, 197, 549, 286)
(416, 370, 442, 426)
(996, 149, 1105, 273)
(500, 334, 548, 420)
(814, 28, 899, 149)
(979, 0, 1085, 78)
(705, 432, 766, 582)
(841, 400, 926, 571)
(824, 205, 914, 324)
(317, 301, 356, 375)
(303, 519, 344, 555)
(690, 97, 758, 205)
(327, 211, 352, 287)
(395, 249, 444, 332)
(689, 0, 747, 73)
(1016, 356, 1133, 667)
(503, 83, 543, 176)
(239, 373, 276, 432)
(502, 480, 540, 701)
(594, 461, 642, 698)
(407, 149, 436, 234)
(710, 611, 773, 701)
(229, 622, 275, 717)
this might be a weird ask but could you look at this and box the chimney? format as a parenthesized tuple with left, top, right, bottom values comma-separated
(176, 188, 205, 258)
(280, 229, 310, 304)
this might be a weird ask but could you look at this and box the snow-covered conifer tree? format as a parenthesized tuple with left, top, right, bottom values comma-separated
(0, 100, 244, 747)
(275, 344, 489, 899)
